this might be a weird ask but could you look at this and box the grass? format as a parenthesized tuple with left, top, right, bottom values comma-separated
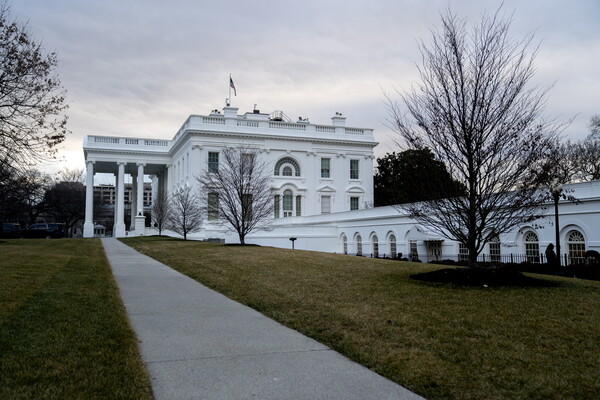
(0, 239, 153, 400)
(123, 236, 600, 400)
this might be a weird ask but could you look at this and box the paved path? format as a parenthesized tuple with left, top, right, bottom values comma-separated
(102, 238, 423, 400)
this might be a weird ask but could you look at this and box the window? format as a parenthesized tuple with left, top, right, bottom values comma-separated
(389, 234, 397, 258)
(458, 243, 468, 261)
(295, 195, 301, 216)
(410, 240, 419, 261)
(567, 230, 585, 264)
(321, 195, 331, 214)
(524, 231, 540, 262)
(208, 192, 219, 221)
(524, 231, 539, 263)
(489, 235, 501, 262)
(274, 157, 301, 176)
(342, 235, 348, 255)
(355, 234, 362, 256)
(274, 195, 280, 218)
(242, 193, 252, 221)
(241, 153, 254, 175)
(350, 196, 359, 211)
(321, 158, 330, 178)
(282, 166, 293, 176)
(371, 234, 379, 258)
(208, 152, 219, 173)
(428, 241, 442, 262)
(283, 190, 293, 217)
(350, 159, 359, 179)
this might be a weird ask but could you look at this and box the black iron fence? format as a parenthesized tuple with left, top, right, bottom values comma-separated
(366, 252, 589, 266)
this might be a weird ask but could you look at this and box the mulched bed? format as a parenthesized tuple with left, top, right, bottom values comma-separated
(411, 267, 560, 287)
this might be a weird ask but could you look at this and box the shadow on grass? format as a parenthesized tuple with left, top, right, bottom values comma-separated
(411, 267, 562, 288)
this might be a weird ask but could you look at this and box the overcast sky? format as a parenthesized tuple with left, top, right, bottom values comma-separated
(11, 0, 600, 177)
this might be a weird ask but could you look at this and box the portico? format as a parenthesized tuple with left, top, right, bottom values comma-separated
(83, 136, 171, 238)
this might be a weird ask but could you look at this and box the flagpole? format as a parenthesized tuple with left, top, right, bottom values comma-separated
(228, 73, 231, 106)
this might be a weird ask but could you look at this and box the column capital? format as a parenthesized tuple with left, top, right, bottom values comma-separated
(86, 160, 96, 165)
(192, 144, 203, 150)
(117, 161, 127, 166)
(136, 162, 146, 167)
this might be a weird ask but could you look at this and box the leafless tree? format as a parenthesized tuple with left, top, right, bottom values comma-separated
(197, 146, 272, 245)
(387, 8, 563, 266)
(588, 114, 600, 140)
(0, 3, 69, 173)
(168, 184, 202, 240)
(44, 169, 85, 237)
(151, 189, 172, 236)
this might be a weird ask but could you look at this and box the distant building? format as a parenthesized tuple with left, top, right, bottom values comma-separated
(94, 183, 152, 207)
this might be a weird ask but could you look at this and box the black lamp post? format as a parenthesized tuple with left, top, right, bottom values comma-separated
(550, 180, 563, 267)
(289, 237, 297, 250)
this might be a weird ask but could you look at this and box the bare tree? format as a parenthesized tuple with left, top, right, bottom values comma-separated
(151, 189, 172, 235)
(168, 184, 202, 240)
(197, 147, 272, 245)
(589, 114, 600, 140)
(388, 8, 562, 266)
(0, 3, 69, 173)
(44, 169, 85, 237)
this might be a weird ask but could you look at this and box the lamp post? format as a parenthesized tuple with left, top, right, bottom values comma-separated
(550, 179, 563, 267)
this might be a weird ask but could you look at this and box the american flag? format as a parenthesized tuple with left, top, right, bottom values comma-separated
(230, 76, 237, 96)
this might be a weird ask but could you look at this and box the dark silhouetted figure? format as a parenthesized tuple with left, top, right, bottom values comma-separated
(545, 243, 557, 266)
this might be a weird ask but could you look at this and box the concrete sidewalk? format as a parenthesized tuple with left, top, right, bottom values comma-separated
(102, 238, 423, 400)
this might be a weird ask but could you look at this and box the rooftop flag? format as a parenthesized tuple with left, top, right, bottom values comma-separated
(229, 75, 237, 96)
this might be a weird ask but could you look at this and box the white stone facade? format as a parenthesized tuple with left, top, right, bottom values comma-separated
(83, 105, 599, 264)
(246, 180, 600, 264)
(83, 106, 376, 239)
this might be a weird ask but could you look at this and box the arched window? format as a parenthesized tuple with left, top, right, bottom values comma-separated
(341, 234, 348, 255)
(489, 234, 501, 262)
(389, 234, 397, 259)
(371, 234, 379, 258)
(283, 189, 293, 217)
(274, 157, 301, 176)
(355, 234, 362, 256)
(567, 230, 585, 264)
(524, 231, 539, 263)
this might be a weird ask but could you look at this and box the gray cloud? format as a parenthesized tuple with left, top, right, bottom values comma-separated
(11, 0, 600, 174)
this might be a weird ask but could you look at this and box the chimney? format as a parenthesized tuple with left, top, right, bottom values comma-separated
(331, 112, 346, 127)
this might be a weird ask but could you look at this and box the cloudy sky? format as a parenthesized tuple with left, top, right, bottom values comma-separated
(11, 0, 600, 177)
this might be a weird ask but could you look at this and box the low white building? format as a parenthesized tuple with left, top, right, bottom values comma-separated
(83, 105, 599, 264)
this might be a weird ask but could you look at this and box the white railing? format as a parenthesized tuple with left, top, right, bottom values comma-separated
(202, 116, 225, 125)
(237, 121, 259, 127)
(89, 136, 169, 148)
(269, 121, 306, 131)
(144, 139, 169, 146)
(315, 125, 335, 133)
(93, 136, 119, 144)
(345, 128, 364, 135)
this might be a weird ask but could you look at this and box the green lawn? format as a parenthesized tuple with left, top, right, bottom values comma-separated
(0, 239, 152, 400)
(123, 236, 600, 400)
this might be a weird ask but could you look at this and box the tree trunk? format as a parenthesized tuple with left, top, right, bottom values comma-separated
(239, 233, 245, 245)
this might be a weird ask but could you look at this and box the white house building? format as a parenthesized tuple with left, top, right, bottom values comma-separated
(83, 105, 376, 238)
(83, 105, 600, 264)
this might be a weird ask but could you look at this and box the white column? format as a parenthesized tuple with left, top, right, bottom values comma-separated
(83, 161, 95, 238)
(137, 163, 145, 215)
(113, 172, 118, 231)
(130, 173, 137, 230)
(134, 163, 146, 236)
(114, 162, 127, 237)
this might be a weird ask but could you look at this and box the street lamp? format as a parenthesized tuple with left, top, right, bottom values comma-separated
(550, 179, 563, 267)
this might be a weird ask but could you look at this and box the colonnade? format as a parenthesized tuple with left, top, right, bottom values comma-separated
(83, 161, 148, 238)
